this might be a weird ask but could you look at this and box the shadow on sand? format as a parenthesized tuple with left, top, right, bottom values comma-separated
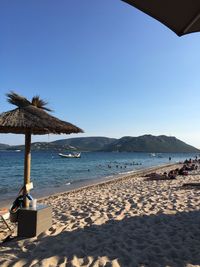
(1, 210, 200, 267)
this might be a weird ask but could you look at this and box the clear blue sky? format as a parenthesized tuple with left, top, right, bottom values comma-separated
(1, 0, 200, 148)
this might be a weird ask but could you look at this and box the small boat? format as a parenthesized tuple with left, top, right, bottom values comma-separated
(59, 152, 81, 158)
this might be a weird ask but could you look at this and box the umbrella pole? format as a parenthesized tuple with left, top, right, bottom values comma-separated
(23, 131, 31, 208)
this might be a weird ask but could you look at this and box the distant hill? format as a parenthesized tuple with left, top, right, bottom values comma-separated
(102, 135, 200, 153)
(0, 143, 10, 150)
(52, 137, 116, 151)
(6, 142, 79, 152)
(7, 137, 116, 152)
(3, 135, 200, 153)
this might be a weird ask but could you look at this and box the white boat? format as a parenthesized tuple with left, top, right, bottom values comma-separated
(58, 152, 81, 158)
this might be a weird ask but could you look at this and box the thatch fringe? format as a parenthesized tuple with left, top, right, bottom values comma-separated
(0, 92, 83, 135)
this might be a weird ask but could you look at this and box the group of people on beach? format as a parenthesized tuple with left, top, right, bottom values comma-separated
(144, 158, 199, 181)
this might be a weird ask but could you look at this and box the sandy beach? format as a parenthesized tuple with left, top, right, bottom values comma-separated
(1, 163, 200, 267)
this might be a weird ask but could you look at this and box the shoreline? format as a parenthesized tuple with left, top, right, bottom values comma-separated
(39, 162, 179, 202)
(0, 162, 179, 209)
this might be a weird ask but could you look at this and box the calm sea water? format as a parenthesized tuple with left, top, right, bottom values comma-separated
(0, 151, 197, 204)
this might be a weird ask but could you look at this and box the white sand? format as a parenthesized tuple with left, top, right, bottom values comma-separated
(1, 163, 200, 267)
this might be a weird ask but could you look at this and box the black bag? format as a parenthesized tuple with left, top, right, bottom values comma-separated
(10, 195, 24, 222)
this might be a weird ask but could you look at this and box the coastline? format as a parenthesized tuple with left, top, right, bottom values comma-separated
(0, 162, 177, 209)
(38, 162, 179, 203)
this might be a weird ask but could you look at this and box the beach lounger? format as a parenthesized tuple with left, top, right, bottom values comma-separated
(0, 208, 12, 232)
(182, 183, 200, 189)
(144, 173, 175, 181)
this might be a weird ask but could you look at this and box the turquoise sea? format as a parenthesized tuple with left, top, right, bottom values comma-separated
(0, 151, 197, 205)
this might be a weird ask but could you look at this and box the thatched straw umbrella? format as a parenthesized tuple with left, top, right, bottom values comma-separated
(0, 92, 83, 207)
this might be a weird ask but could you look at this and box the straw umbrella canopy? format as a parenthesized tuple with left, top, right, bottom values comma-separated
(0, 92, 83, 207)
(122, 0, 200, 36)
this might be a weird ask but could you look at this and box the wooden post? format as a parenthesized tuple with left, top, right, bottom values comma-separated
(24, 131, 31, 207)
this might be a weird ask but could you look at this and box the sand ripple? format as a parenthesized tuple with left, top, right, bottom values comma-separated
(1, 164, 200, 266)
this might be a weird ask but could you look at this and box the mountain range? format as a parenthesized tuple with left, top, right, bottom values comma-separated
(2, 135, 200, 153)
